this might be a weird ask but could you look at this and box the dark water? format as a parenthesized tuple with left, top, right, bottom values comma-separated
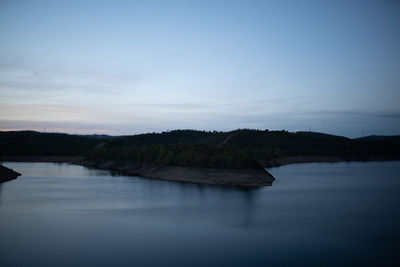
(1, 161, 400, 267)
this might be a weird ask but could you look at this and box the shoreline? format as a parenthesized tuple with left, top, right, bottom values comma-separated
(1, 156, 83, 163)
(78, 160, 275, 187)
(258, 155, 400, 168)
(2, 155, 399, 187)
(1, 156, 274, 187)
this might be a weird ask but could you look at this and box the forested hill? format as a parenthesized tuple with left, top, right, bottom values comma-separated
(0, 131, 106, 156)
(106, 129, 353, 150)
(1, 129, 399, 168)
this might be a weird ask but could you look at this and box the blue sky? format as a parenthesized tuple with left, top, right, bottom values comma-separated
(1, 0, 399, 137)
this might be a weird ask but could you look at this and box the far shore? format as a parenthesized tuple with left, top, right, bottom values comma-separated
(258, 155, 400, 168)
(1, 155, 83, 163)
(4, 155, 400, 166)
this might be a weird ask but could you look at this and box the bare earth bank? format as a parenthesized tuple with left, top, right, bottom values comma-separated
(79, 160, 275, 187)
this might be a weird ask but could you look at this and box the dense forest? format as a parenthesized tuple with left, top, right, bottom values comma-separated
(0, 131, 105, 156)
(1, 129, 399, 168)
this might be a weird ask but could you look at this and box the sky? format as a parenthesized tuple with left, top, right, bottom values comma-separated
(0, 0, 399, 137)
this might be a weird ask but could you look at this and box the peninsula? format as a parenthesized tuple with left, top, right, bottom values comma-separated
(0, 164, 21, 183)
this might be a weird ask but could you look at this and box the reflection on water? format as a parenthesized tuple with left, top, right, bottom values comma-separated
(0, 161, 400, 267)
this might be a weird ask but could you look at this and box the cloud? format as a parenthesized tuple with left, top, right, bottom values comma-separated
(0, 59, 140, 99)
(1, 58, 399, 137)
(306, 109, 400, 120)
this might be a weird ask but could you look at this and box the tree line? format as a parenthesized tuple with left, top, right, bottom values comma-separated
(1, 130, 399, 169)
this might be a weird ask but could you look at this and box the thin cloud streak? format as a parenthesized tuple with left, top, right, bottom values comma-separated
(0, 62, 140, 95)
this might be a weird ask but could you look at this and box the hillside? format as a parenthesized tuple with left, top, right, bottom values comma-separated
(1, 129, 399, 169)
(0, 131, 103, 156)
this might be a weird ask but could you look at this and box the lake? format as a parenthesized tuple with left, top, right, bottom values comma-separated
(1, 161, 399, 267)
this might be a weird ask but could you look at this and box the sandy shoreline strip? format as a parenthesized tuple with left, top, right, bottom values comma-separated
(79, 160, 275, 187)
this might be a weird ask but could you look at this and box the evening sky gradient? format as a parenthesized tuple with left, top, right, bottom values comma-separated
(1, 0, 399, 137)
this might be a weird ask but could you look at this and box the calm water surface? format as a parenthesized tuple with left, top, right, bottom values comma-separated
(1, 161, 400, 267)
